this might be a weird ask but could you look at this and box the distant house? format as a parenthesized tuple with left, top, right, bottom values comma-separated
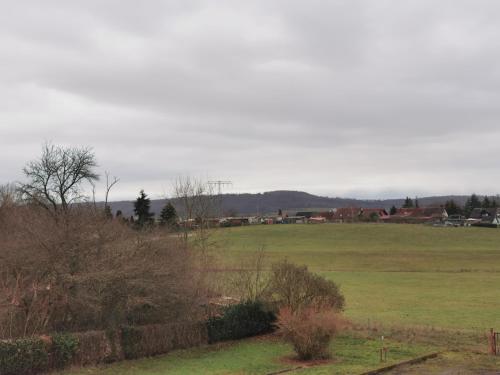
(327, 207, 389, 223)
(446, 214, 467, 226)
(468, 208, 500, 227)
(329, 207, 360, 223)
(387, 207, 448, 224)
(358, 208, 390, 222)
(283, 215, 307, 224)
(219, 217, 250, 227)
(308, 216, 327, 224)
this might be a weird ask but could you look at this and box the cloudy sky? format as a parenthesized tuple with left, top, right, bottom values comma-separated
(1, 1, 500, 200)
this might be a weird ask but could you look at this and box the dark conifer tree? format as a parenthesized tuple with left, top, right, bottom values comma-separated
(134, 190, 154, 228)
(160, 201, 178, 228)
(482, 196, 491, 208)
(444, 200, 462, 216)
(464, 193, 481, 217)
(402, 196, 414, 208)
(390, 205, 397, 215)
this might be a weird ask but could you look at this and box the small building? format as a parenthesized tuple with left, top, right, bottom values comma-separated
(387, 207, 448, 224)
(358, 208, 390, 222)
(283, 215, 307, 224)
(445, 214, 467, 226)
(308, 216, 327, 224)
(219, 217, 250, 227)
(469, 208, 500, 227)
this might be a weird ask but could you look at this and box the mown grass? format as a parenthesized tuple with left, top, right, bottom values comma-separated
(385, 351, 500, 374)
(65, 334, 437, 375)
(66, 223, 500, 374)
(216, 223, 500, 331)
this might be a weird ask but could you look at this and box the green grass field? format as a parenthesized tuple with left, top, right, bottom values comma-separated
(66, 335, 437, 375)
(67, 223, 500, 374)
(216, 223, 500, 331)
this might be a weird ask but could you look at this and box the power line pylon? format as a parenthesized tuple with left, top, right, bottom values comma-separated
(208, 180, 232, 196)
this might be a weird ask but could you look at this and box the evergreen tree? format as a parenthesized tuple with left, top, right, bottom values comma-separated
(160, 201, 178, 228)
(492, 199, 498, 208)
(402, 196, 414, 208)
(414, 197, 420, 208)
(482, 196, 491, 208)
(134, 190, 154, 228)
(444, 199, 462, 216)
(389, 205, 397, 215)
(464, 193, 481, 217)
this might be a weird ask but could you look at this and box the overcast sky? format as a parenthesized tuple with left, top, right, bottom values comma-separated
(1, 1, 500, 200)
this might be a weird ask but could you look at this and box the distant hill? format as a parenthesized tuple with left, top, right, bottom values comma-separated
(108, 190, 472, 218)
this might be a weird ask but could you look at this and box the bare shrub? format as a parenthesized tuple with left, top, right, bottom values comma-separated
(0, 203, 206, 338)
(229, 246, 271, 302)
(269, 260, 345, 313)
(277, 307, 346, 360)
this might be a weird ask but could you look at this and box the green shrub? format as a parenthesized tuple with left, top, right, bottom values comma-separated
(207, 301, 276, 343)
(0, 338, 49, 375)
(51, 333, 79, 369)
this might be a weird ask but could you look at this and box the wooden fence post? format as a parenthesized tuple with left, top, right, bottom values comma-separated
(489, 328, 497, 355)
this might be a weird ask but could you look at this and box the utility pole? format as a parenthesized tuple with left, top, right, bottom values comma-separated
(208, 180, 233, 218)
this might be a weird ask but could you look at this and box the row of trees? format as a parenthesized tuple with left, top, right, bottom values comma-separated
(132, 190, 178, 229)
(388, 194, 498, 217)
(445, 194, 498, 217)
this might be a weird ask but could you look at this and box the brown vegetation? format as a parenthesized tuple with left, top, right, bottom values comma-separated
(277, 307, 346, 360)
(0, 198, 206, 339)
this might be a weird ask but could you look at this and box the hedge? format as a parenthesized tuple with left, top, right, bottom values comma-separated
(0, 337, 49, 375)
(0, 323, 207, 374)
(51, 333, 79, 369)
(207, 301, 276, 343)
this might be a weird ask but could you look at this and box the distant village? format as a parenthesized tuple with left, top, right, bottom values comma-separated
(122, 192, 500, 229)
(217, 206, 500, 228)
(215, 195, 500, 228)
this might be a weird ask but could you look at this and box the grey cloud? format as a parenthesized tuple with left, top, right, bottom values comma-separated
(1, 0, 500, 200)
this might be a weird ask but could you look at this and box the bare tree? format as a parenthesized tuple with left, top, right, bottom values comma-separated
(230, 245, 271, 302)
(173, 177, 217, 244)
(19, 143, 99, 212)
(104, 171, 119, 207)
(0, 183, 18, 207)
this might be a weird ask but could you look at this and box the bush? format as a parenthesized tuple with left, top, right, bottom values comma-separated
(277, 308, 344, 361)
(269, 260, 345, 312)
(0, 337, 49, 375)
(51, 333, 79, 369)
(207, 301, 276, 343)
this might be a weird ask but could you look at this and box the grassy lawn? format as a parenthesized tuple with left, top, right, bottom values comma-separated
(65, 334, 437, 375)
(66, 223, 500, 374)
(216, 223, 500, 331)
(385, 351, 500, 374)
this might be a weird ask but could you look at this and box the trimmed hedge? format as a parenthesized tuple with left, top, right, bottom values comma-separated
(0, 338, 49, 375)
(207, 301, 276, 343)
